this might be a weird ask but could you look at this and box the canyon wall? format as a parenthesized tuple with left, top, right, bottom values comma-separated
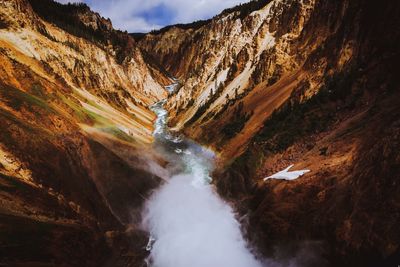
(139, 0, 400, 265)
(1, 0, 399, 265)
(0, 0, 169, 265)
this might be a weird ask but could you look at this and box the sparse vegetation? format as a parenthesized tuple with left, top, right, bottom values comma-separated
(184, 81, 225, 126)
(212, 86, 253, 121)
(147, 19, 211, 35)
(28, 0, 106, 43)
(37, 26, 59, 42)
(221, 102, 253, 139)
(28, 0, 135, 64)
(254, 67, 358, 153)
(221, 0, 272, 20)
(63, 40, 81, 53)
(255, 99, 331, 152)
(129, 32, 146, 41)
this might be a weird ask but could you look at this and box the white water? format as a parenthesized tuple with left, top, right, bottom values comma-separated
(142, 94, 262, 267)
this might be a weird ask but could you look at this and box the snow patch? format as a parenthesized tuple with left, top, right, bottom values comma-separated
(264, 164, 310, 181)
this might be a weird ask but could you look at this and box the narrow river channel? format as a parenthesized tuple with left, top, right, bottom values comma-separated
(141, 84, 262, 267)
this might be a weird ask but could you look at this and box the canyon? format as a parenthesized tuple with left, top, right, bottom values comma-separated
(1, 0, 399, 266)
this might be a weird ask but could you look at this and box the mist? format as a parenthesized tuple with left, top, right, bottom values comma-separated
(142, 173, 262, 267)
(140, 99, 262, 267)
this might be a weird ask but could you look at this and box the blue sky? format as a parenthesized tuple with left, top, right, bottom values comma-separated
(56, 0, 250, 32)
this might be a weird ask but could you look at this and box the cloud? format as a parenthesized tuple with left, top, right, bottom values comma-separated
(55, 0, 250, 32)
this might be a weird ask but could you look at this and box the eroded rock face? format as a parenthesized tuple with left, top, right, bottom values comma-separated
(139, 0, 323, 155)
(140, 0, 400, 265)
(0, 0, 168, 265)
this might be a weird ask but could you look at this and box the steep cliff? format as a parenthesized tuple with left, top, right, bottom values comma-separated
(139, 0, 400, 266)
(0, 0, 168, 265)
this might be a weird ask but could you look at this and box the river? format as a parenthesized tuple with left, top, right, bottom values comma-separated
(141, 84, 262, 267)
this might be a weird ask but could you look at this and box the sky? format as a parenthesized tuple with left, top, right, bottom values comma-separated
(56, 0, 250, 33)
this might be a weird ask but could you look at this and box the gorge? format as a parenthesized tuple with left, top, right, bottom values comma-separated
(0, 0, 399, 266)
(143, 90, 262, 267)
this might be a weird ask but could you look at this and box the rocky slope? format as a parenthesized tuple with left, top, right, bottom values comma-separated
(0, 0, 169, 265)
(139, 0, 400, 266)
(139, 0, 320, 157)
